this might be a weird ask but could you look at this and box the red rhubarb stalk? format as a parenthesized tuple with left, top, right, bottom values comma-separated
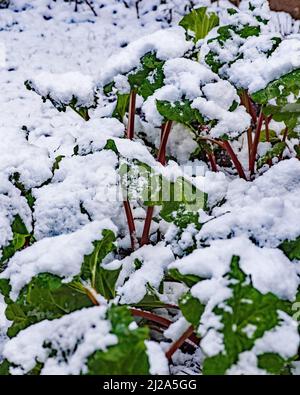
(249, 109, 264, 174)
(222, 140, 247, 180)
(207, 152, 217, 172)
(165, 325, 195, 360)
(127, 90, 136, 140)
(141, 121, 173, 246)
(123, 90, 137, 251)
(157, 121, 173, 165)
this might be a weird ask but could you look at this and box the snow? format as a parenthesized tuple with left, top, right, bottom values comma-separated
(145, 341, 169, 375)
(99, 27, 192, 86)
(229, 38, 300, 93)
(0, 177, 32, 253)
(143, 58, 251, 138)
(32, 150, 121, 240)
(27, 71, 96, 109)
(164, 317, 190, 342)
(198, 159, 300, 247)
(227, 312, 300, 375)
(0, 220, 117, 300)
(104, 243, 174, 305)
(170, 236, 299, 301)
(2, 306, 118, 375)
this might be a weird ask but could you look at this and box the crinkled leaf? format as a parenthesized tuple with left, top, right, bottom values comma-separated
(251, 69, 300, 106)
(279, 237, 300, 261)
(0, 215, 30, 268)
(1, 274, 93, 338)
(112, 92, 130, 121)
(258, 353, 292, 375)
(257, 142, 286, 169)
(202, 256, 292, 375)
(169, 268, 201, 288)
(179, 7, 219, 43)
(86, 306, 150, 375)
(179, 291, 205, 328)
(156, 99, 204, 128)
(128, 53, 165, 99)
(81, 229, 119, 299)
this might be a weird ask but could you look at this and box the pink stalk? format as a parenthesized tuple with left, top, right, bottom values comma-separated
(207, 152, 217, 172)
(249, 109, 264, 174)
(127, 90, 136, 140)
(222, 140, 247, 180)
(123, 90, 137, 251)
(141, 121, 173, 246)
(166, 325, 195, 360)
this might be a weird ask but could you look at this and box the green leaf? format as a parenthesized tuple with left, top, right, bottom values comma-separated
(1, 215, 30, 268)
(0, 360, 10, 375)
(159, 177, 207, 225)
(279, 237, 300, 260)
(9, 172, 36, 209)
(259, 129, 279, 143)
(86, 306, 150, 375)
(156, 99, 204, 128)
(263, 103, 300, 130)
(257, 353, 292, 375)
(81, 229, 119, 299)
(3, 274, 93, 338)
(252, 69, 300, 106)
(169, 268, 201, 287)
(257, 142, 286, 169)
(133, 292, 166, 310)
(179, 291, 205, 327)
(202, 256, 292, 375)
(104, 139, 119, 154)
(112, 92, 130, 121)
(52, 155, 65, 173)
(179, 7, 219, 43)
(128, 53, 165, 99)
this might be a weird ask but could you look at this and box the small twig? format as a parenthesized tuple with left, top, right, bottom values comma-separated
(166, 325, 195, 360)
(84, 0, 98, 16)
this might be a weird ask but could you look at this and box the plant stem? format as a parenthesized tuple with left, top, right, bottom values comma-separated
(207, 152, 217, 172)
(222, 140, 247, 180)
(123, 200, 137, 251)
(247, 128, 253, 169)
(131, 309, 199, 346)
(122, 90, 137, 251)
(165, 325, 195, 360)
(140, 206, 154, 246)
(282, 126, 289, 143)
(199, 136, 224, 149)
(242, 90, 257, 124)
(249, 108, 264, 175)
(141, 121, 173, 246)
(127, 90, 136, 140)
(157, 121, 173, 165)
